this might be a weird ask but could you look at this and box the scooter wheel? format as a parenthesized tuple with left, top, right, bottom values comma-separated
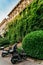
(11, 57, 17, 64)
(1, 53, 5, 57)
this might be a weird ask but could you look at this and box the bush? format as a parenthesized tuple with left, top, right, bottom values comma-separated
(0, 38, 10, 47)
(22, 30, 43, 59)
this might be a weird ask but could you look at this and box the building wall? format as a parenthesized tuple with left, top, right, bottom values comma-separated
(0, 0, 33, 35)
(7, 0, 32, 21)
(0, 19, 7, 35)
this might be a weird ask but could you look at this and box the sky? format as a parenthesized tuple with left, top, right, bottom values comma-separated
(0, 0, 20, 23)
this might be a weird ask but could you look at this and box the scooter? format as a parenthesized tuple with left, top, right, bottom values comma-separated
(1, 46, 13, 57)
(11, 43, 27, 64)
(11, 51, 27, 64)
(1, 43, 27, 64)
(0, 47, 4, 50)
(1, 43, 18, 57)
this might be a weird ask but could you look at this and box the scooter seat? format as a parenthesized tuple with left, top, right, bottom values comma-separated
(2, 51, 8, 53)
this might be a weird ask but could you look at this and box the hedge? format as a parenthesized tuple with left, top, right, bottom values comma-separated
(22, 30, 43, 59)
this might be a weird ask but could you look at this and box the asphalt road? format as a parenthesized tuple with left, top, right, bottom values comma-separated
(0, 56, 12, 65)
(0, 51, 43, 65)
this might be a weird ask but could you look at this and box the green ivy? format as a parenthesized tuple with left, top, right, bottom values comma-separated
(5, 0, 43, 44)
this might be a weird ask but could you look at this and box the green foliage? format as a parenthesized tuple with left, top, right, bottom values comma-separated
(5, 0, 43, 44)
(17, 47, 23, 54)
(22, 30, 43, 59)
(0, 38, 10, 47)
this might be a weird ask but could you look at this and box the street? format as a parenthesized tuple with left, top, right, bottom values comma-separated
(0, 51, 43, 65)
(0, 51, 12, 65)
